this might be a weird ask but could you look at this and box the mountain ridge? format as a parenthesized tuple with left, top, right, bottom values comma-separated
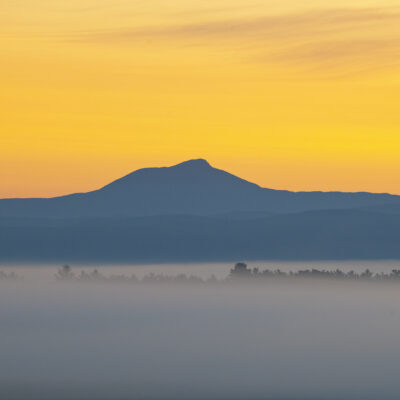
(1, 159, 399, 218)
(2, 208, 400, 262)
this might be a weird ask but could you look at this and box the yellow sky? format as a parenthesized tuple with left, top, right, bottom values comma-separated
(1, 0, 400, 197)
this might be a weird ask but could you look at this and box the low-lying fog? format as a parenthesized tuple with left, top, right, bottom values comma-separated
(3, 260, 400, 281)
(1, 262, 400, 400)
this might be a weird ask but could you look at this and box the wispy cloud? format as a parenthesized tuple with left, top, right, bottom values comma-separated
(78, 7, 400, 76)
(264, 38, 400, 77)
(86, 8, 400, 40)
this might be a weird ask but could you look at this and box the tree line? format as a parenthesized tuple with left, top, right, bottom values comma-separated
(2, 263, 400, 284)
(52, 263, 400, 284)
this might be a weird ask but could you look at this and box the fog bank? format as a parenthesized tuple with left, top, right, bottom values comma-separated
(1, 278, 400, 399)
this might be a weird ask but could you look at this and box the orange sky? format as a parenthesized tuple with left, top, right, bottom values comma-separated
(1, 0, 400, 198)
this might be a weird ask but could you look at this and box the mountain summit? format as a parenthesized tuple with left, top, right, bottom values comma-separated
(99, 158, 259, 194)
(173, 158, 212, 168)
(1, 159, 399, 218)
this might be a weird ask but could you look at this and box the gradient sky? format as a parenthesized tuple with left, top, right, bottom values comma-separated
(1, 0, 400, 198)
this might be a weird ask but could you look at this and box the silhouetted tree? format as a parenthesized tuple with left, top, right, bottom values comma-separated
(230, 262, 251, 278)
(56, 265, 74, 280)
(361, 269, 372, 279)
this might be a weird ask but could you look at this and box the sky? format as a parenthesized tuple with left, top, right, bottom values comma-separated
(1, 0, 400, 198)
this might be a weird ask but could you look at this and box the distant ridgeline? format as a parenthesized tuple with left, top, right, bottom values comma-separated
(1, 159, 400, 261)
(23, 263, 400, 284)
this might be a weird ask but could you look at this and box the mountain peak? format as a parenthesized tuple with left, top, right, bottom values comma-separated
(173, 159, 212, 169)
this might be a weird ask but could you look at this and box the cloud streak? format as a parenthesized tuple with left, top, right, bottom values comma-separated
(87, 8, 400, 40)
(81, 7, 400, 76)
(264, 38, 400, 76)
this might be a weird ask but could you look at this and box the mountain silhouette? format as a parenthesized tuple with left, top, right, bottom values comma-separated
(2, 210, 400, 262)
(2, 159, 400, 261)
(1, 158, 400, 218)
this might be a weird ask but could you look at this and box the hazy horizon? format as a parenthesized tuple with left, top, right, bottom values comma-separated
(3, 260, 400, 281)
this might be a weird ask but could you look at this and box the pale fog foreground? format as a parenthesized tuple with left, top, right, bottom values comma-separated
(1, 263, 400, 399)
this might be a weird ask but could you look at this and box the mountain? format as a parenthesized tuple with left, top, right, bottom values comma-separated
(2, 210, 400, 262)
(2, 159, 400, 262)
(1, 159, 400, 218)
